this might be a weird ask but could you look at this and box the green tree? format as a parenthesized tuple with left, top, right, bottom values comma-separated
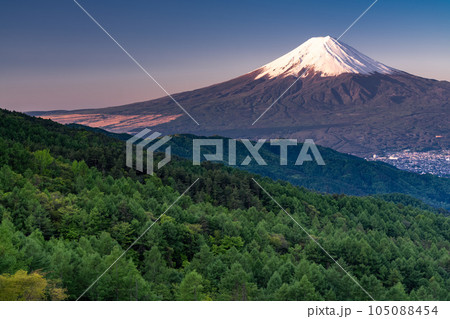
(266, 271, 282, 295)
(0, 270, 67, 301)
(385, 282, 409, 301)
(220, 263, 252, 300)
(177, 270, 204, 301)
(143, 246, 169, 285)
(0, 217, 25, 274)
(33, 149, 54, 174)
(276, 275, 322, 301)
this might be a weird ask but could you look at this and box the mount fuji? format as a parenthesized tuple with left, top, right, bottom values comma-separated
(30, 36, 449, 156)
(254, 36, 395, 79)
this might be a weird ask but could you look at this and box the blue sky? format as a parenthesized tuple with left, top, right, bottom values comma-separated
(1, 0, 450, 111)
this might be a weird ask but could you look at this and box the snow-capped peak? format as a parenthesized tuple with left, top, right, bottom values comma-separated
(254, 36, 395, 79)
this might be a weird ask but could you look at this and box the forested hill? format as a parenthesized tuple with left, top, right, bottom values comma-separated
(68, 124, 450, 210)
(0, 109, 449, 301)
(165, 135, 450, 210)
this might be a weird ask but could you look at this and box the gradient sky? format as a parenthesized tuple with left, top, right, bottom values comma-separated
(1, 0, 450, 112)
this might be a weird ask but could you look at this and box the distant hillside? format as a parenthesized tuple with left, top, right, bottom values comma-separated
(68, 124, 450, 210)
(2, 110, 449, 209)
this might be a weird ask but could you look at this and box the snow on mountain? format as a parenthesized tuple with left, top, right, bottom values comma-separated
(254, 36, 396, 79)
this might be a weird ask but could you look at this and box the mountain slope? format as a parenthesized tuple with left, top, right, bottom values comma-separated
(29, 36, 450, 156)
(2, 109, 450, 209)
(66, 123, 450, 210)
(167, 135, 450, 210)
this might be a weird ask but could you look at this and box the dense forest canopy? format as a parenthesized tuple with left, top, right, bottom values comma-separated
(70, 124, 450, 210)
(0, 109, 448, 300)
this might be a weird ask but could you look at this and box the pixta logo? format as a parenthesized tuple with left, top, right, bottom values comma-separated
(126, 129, 171, 175)
(193, 138, 325, 166)
(126, 130, 325, 176)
